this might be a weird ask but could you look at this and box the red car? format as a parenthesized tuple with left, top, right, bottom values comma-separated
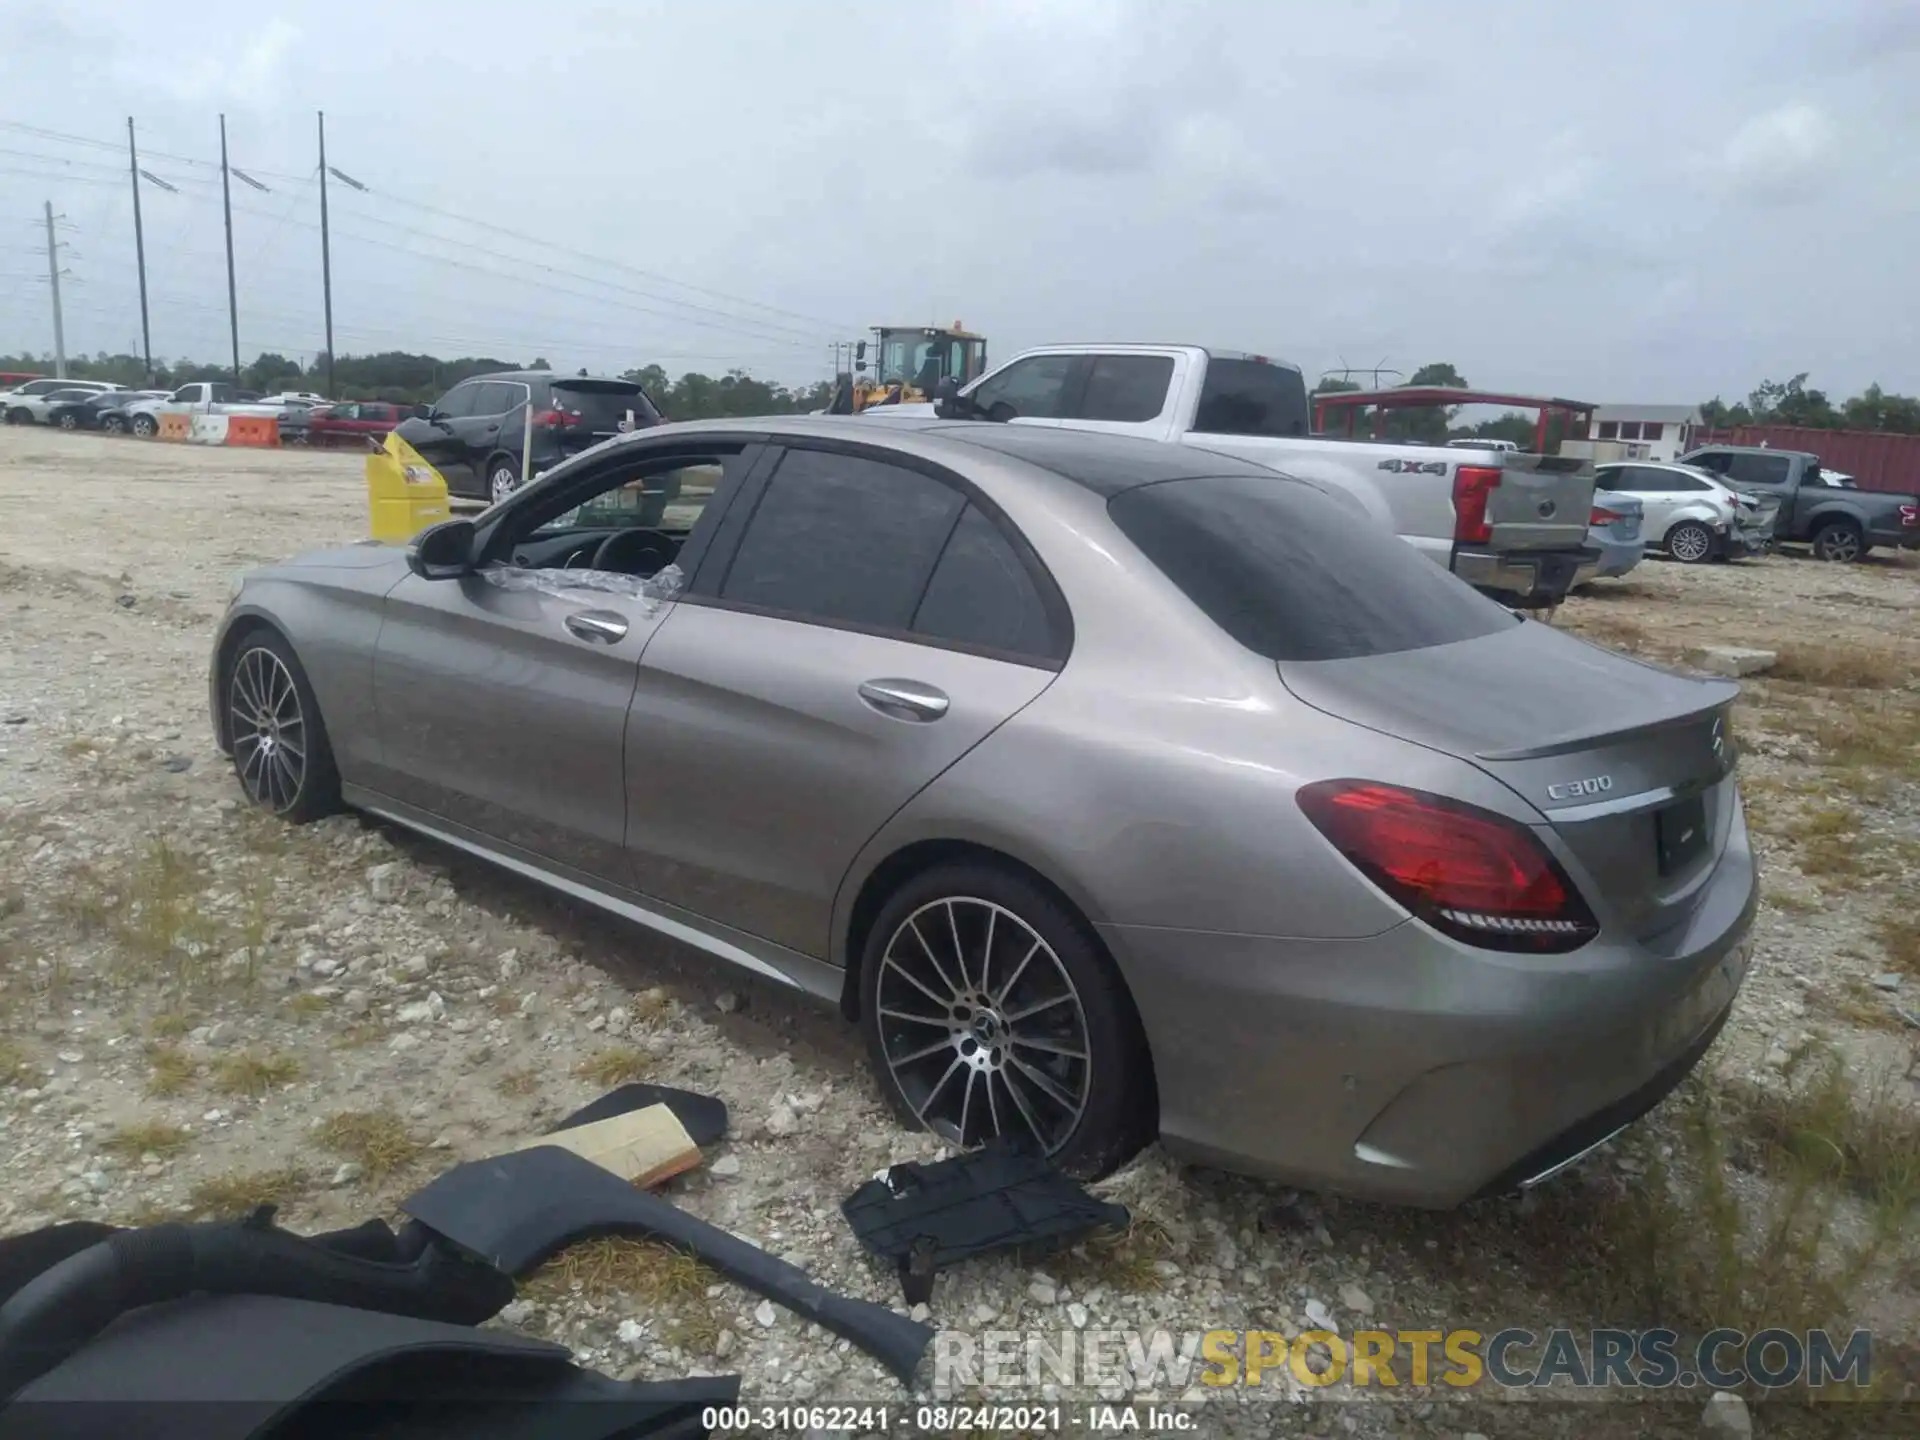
(299, 401, 415, 448)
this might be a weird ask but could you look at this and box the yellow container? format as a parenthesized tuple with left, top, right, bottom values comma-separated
(367, 432, 451, 543)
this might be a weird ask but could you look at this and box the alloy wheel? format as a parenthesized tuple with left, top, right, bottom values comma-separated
(1814, 526, 1861, 562)
(873, 897, 1092, 1155)
(58, 413, 77, 430)
(490, 464, 520, 503)
(228, 646, 308, 813)
(1668, 524, 1710, 563)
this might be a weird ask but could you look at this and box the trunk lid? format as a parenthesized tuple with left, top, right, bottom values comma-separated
(1482, 454, 1596, 552)
(1279, 620, 1739, 941)
(1592, 489, 1644, 544)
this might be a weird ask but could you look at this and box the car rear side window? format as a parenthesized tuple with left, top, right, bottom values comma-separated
(1109, 475, 1515, 661)
(720, 449, 964, 630)
(1727, 453, 1791, 486)
(468, 382, 525, 417)
(1192, 360, 1310, 437)
(912, 504, 1059, 660)
(1073, 355, 1174, 423)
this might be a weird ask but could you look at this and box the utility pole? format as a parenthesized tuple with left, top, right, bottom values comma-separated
(42, 202, 66, 378)
(219, 114, 241, 388)
(127, 118, 153, 382)
(317, 111, 335, 399)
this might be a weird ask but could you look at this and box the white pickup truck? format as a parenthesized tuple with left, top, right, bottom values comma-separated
(873, 344, 1599, 603)
(124, 382, 284, 438)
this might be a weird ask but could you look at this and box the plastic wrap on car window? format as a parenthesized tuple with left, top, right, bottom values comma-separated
(479, 562, 684, 614)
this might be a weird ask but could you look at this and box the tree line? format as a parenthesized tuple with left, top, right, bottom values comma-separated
(0, 349, 838, 421)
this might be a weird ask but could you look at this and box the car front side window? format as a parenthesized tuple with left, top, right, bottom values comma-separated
(717, 448, 964, 631)
(967, 356, 1077, 421)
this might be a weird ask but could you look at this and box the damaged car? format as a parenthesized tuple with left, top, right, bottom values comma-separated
(210, 418, 1754, 1205)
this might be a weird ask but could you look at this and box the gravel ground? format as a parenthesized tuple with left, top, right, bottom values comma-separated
(2, 428, 1916, 1439)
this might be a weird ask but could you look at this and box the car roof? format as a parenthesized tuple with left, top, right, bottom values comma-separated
(462, 371, 640, 386)
(1685, 444, 1821, 460)
(631, 414, 1299, 497)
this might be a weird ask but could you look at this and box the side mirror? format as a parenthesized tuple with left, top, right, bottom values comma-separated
(406, 518, 476, 580)
(932, 375, 965, 419)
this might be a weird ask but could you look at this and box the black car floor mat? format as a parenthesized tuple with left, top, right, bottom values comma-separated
(841, 1136, 1132, 1305)
(0, 1294, 736, 1440)
(402, 1146, 932, 1386)
(551, 1085, 728, 1150)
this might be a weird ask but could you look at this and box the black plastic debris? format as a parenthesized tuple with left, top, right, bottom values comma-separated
(840, 1137, 1131, 1306)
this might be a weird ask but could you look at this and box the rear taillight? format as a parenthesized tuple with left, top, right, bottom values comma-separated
(1452, 465, 1501, 545)
(1590, 506, 1622, 525)
(1901, 504, 1918, 528)
(535, 408, 571, 429)
(1297, 780, 1598, 953)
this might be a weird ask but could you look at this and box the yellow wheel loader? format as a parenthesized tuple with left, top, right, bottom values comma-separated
(828, 324, 988, 414)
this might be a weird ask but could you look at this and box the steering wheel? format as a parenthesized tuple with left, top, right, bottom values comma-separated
(589, 528, 677, 576)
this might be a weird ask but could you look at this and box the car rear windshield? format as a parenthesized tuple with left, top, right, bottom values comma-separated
(1192, 359, 1310, 438)
(550, 380, 661, 431)
(1108, 475, 1516, 661)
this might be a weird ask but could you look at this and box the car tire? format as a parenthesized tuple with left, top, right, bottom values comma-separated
(1811, 521, 1864, 563)
(56, 411, 78, 430)
(102, 414, 127, 434)
(223, 629, 341, 824)
(131, 413, 158, 438)
(1665, 521, 1713, 564)
(487, 454, 522, 504)
(4, 408, 29, 426)
(858, 861, 1155, 1181)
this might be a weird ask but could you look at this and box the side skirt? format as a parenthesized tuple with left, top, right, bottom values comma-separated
(342, 785, 846, 1002)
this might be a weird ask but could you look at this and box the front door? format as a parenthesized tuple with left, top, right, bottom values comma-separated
(369, 446, 747, 883)
(398, 381, 481, 493)
(625, 442, 1067, 959)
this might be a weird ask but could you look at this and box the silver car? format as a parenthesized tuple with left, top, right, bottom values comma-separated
(210, 418, 1755, 1205)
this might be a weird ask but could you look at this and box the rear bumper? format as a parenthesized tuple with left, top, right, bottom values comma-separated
(1099, 803, 1757, 1208)
(1578, 534, 1644, 580)
(1454, 545, 1600, 601)
(1868, 526, 1920, 550)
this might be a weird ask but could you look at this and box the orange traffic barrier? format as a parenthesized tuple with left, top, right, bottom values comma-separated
(225, 415, 280, 447)
(157, 413, 192, 441)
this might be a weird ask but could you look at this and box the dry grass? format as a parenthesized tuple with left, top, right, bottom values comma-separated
(0, 1041, 35, 1088)
(149, 1011, 195, 1040)
(1769, 642, 1914, 691)
(525, 1236, 722, 1348)
(496, 1066, 541, 1097)
(1875, 911, 1920, 977)
(186, 1164, 311, 1218)
(1588, 1074, 1911, 1344)
(100, 1120, 193, 1159)
(1803, 702, 1920, 776)
(284, 993, 331, 1019)
(1733, 1048, 1920, 1214)
(335, 1021, 391, 1049)
(574, 1046, 652, 1087)
(145, 1043, 197, 1096)
(629, 987, 673, 1025)
(210, 1050, 300, 1098)
(117, 835, 220, 987)
(1051, 1213, 1174, 1294)
(316, 1109, 424, 1181)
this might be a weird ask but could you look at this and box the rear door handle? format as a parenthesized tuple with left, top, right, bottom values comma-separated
(563, 610, 629, 644)
(858, 678, 949, 722)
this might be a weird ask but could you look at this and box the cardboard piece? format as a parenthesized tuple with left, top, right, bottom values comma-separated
(510, 1103, 702, 1190)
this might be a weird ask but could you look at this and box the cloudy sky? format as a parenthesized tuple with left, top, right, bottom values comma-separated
(0, 0, 1914, 404)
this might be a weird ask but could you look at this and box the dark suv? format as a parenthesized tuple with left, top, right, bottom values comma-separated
(395, 371, 663, 502)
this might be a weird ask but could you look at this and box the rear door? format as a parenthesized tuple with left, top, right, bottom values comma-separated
(625, 440, 1065, 959)
(1055, 352, 1187, 440)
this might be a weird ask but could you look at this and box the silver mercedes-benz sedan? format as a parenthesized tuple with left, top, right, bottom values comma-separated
(210, 416, 1755, 1205)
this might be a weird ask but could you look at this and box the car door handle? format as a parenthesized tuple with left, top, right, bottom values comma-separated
(563, 610, 629, 644)
(858, 678, 949, 722)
